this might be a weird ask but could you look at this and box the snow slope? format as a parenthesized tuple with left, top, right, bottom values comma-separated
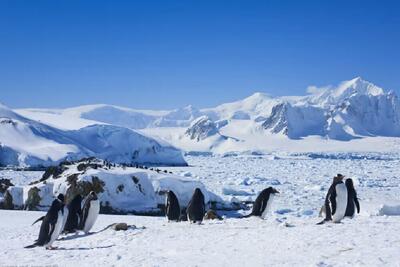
(0, 104, 186, 167)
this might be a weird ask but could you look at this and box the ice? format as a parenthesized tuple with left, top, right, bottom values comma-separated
(378, 204, 400, 216)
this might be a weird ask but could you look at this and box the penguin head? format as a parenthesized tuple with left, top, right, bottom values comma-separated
(168, 190, 176, 198)
(89, 191, 98, 200)
(334, 174, 345, 183)
(193, 188, 204, 200)
(345, 178, 354, 188)
(271, 187, 280, 194)
(267, 187, 280, 195)
(194, 188, 203, 195)
(57, 193, 65, 204)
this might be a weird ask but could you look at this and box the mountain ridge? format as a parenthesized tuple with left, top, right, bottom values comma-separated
(6, 77, 400, 154)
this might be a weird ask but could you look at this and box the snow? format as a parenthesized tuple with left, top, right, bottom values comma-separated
(1, 154, 400, 266)
(2, 77, 400, 265)
(378, 204, 400, 216)
(4, 159, 219, 212)
(1, 105, 187, 167)
(1, 210, 398, 266)
(15, 108, 101, 130)
(8, 77, 400, 156)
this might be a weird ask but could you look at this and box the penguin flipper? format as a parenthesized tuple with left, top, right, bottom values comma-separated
(32, 216, 45, 226)
(316, 219, 326, 225)
(355, 198, 360, 213)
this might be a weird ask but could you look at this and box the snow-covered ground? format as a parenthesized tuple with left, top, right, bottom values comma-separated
(1, 155, 400, 266)
(1, 210, 399, 266)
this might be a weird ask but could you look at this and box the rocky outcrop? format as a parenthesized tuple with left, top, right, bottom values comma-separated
(185, 116, 221, 141)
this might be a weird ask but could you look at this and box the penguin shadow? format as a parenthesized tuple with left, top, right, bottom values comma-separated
(59, 224, 144, 241)
(56, 244, 115, 251)
(218, 209, 248, 219)
(58, 232, 94, 241)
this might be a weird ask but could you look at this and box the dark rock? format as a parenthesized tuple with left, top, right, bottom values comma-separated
(0, 190, 14, 210)
(204, 209, 223, 220)
(111, 223, 129, 231)
(25, 187, 41, 210)
(0, 178, 14, 193)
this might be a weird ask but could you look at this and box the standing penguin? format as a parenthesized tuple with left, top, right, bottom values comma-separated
(31, 194, 67, 226)
(79, 191, 100, 234)
(63, 194, 83, 233)
(25, 194, 65, 249)
(165, 191, 181, 222)
(344, 178, 360, 218)
(186, 188, 205, 224)
(318, 174, 348, 224)
(61, 198, 69, 232)
(243, 187, 279, 218)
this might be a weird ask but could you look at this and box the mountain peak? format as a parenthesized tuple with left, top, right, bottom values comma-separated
(334, 77, 384, 98)
(245, 92, 271, 100)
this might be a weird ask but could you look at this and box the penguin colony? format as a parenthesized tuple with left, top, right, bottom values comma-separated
(24, 174, 359, 249)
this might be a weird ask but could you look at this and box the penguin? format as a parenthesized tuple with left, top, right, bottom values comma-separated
(344, 178, 360, 218)
(32, 194, 66, 226)
(165, 191, 181, 222)
(63, 194, 83, 233)
(25, 194, 65, 249)
(61, 201, 69, 232)
(186, 188, 205, 224)
(79, 191, 100, 234)
(242, 187, 279, 218)
(318, 174, 348, 224)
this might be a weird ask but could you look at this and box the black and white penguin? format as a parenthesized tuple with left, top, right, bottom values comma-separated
(32, 194, 67, 226)
(318, 174, 348, 224)
(165, 190, 181, 222)
(63, 194, 83, 233)
(79, 191, 100, 234)
(25, 194, 65, 249)
(344, 178, 360, 218)
(243, 187, 279, 218)
(186, 188, 205, 224)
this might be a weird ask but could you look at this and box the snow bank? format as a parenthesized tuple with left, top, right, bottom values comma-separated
(0, 158, 223, 214)
(0, 104, 187, 167)
(378, 204, 400, 216)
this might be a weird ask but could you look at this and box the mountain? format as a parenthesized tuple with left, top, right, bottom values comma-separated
(261, 77, 400, 140)
(185, 116, 221, 141)
(10, 77, 400, 154)
(0, 104, 187, 167)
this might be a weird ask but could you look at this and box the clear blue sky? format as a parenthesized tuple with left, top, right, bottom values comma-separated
(1, 0, 399, 109)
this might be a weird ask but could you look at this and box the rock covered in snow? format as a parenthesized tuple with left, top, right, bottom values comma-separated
(0, 158, 222, 214)
(185, 116, 221, 141)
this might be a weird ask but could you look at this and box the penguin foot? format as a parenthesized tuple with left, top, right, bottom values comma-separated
(45, 246, 58, 250)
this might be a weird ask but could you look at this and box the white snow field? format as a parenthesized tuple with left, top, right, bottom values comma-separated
(1, 155, 400, 266)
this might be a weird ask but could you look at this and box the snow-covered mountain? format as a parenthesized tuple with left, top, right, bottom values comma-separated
(10, 77, 400, 154)
(0, 104, 187, 167)
(261, 77, 400, 140)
